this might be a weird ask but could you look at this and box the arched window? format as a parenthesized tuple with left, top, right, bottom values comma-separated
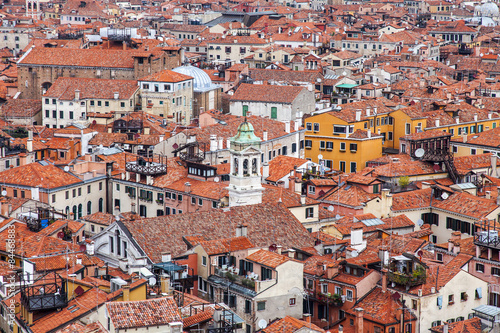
(78, 204, 82, 219)
(72, 206, 77, 220)
(65, 206, 70, 218)
(252, 158, 257, 174)
(243, 159, 248, 174)
(98, 198, 103, 212)
(234, 158, 239, 174)
(87, 201, 92, 215)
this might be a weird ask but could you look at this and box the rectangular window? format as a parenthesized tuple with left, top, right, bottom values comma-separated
(448, 294, 454, 305)
(476, 263, 485, 273)
(340, 142, 346, 151)
(346, 289, 353, 301)
(350, 143, 358, 152)
(271, 107, 278, 119)
(306, 123, 312, 131)
(257, 302, 266, 311)
(306, 207, 314, 218)
(313, 123, 320, 131)
(326, 141, 333, 150)
(305, 140, 312, 148)
(198, 198, 203, 206)
(340, 161, 346, 172)
(66, 191, 69, 199)
(202, 256, 207, 266)
(492, 267, 500, 276)
(320, 141, 326, 150)
(109, 236, 114, 253)
(333, 125, 347, 134)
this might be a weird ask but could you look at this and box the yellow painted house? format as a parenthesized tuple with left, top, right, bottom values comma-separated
(304, 111, 383, 173)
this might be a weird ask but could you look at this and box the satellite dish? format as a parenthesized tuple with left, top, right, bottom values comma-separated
(441, 192, 449, 200)
(328, 205, 334, 212)
(64, 166, 70, 172)
(351, 250, 359, 257)
(417, 250, 423, 257)
(258, 320, 268, 329)
(417, 219, 424, 227)
(335, 214, 341, 219)
(415, 148, 425, 158)
(318, 154, 323, 160)
(392, 291, 401, 300)
(480, 53, 484, 57)
(269, 244, 277, 252)
(214, 177, 220, 183)
(1, 190, 6, 196)
(149, 277, 157, 286)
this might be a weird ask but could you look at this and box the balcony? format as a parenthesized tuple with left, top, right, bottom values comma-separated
(213, 266, 256, 291)
(125, 156, 167, 176)
(20, 273, 68, 312)
(306, 290, 344, 306)
(387, 271, 426, 287)
(474, 220, 500, 250)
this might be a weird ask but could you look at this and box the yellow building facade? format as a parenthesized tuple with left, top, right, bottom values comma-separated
(304, 112, 383, 173)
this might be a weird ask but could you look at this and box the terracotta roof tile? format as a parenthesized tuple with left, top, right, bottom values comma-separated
(246, 249, 290, 268)
(106, 297, 181, 329)
(230, 83, 305, 104)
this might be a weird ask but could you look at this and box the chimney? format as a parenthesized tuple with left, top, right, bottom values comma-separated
(218, 137, 223, 150)
(263, 131, 268, 141)
(210, 134, 217, 151)
(366, 107, 371, 116)
(326, 264, 339, 278)
(463, 134, 467, 143)
(451, 231, 461, 241)
(161, 252, 171, 262)
(351, 226, 363, 248)
(355, 308, 364, 333)
(489, 112, 493, 119)
(285, 121, 290, 133)
(421, 182, 431, 189)
(294, 121, 299, 131)
(491, 154, 498, 177)
(474, 114, 478, 122)
(288, 249, 296, 258)
(381, 268, 388, 293)
(367, 130, 371, 138)
(241, 225, 247, 237)
(74, 89, 80, 100)
(435, 119, 440, 127)
(114, 92, 119, 100)
(122, 285, 130, 301)
(185, 182, 191, 193)
(356, 110, 361, 121)
(276, 245, 282, 255)
(86, 240, 95, 255)
(262, 162, 270, 179)
(443, 322, 449, 333)
(161, 275, 171, 294)
(453, 241, 461, 254)
(486, 191, 491, 199)
(27, 130, 33, 153)
(300, 195, 306, 206)
(304, 314, 311, 323)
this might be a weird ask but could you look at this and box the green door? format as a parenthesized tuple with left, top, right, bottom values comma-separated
(271, 107, 277, 119)
(243, 105, 248, 117)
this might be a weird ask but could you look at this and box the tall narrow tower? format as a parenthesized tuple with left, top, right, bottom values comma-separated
(26, 0, 41, 19)
(227, 119, 264, 207)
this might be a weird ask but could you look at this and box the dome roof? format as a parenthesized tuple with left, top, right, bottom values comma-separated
(172, 65, 214, 91)
(480, 2, 499, 17)
(230, 120, 261, 148)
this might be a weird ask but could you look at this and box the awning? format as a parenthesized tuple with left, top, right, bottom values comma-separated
(336, 83, 358, 88)
(153, 262, 184, 272)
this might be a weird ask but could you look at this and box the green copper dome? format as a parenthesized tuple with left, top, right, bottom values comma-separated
(230, 119, 261, 149)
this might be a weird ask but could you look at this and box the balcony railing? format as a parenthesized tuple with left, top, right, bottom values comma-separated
(213, 267, 255, 291)
(387, 271, 426, 287)
(305, 290, 344, 306)
(125, 161, 167, 176)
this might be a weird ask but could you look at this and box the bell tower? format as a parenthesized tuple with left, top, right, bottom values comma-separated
(227, 119, 264, 207)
